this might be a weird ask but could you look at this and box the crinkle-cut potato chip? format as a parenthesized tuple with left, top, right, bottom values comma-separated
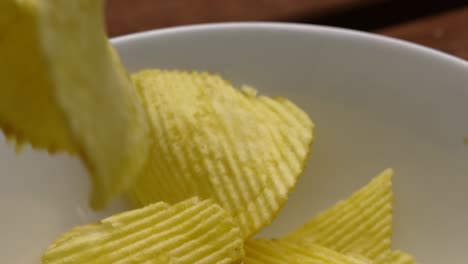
(0, 0, 150, 209)
(391, 250, 416, 264)
(285, 169, 394, 264)
(245, 239, 371, 264)
(42, 197, 244, 264)
(128, 70, 314, 238)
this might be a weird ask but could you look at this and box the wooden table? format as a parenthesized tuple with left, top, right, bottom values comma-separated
(106, 0, 468, 60)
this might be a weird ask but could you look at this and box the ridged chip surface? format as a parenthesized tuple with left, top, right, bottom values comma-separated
(43, 197, 244, 264)
(286, 169, 394, 264)
(245, 239, 371, 264)
(129, 70, 314, 238)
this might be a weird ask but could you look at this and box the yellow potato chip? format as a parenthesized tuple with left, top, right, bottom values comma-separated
(0, 0, 150, 209)
(128, 70, 314, 238)
(0, 0, 75, 151)
(43, 197, 244, 264)
(245, 239, 371, 264)
(391, 250, 416, 264)
(0, 1, 18, 35)
(285, 169, 394, 264)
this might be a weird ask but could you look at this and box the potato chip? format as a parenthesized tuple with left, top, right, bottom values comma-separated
(285, 169, 394, 264)
(391, 250, 416, 264)
(0, 0, 150, 209)
(245, 239, 370, 264)
(42, 197, 244, 264)
(128, 70, 314, 238)
(0, 1, 18, 35)
(0, 0, 75, 151)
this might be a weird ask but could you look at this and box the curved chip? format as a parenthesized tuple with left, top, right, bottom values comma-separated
(0, 0, 150, 209)
(245, 239, 370, 264)
(42, 197, 244, 264)
(285, 169, 394, 264)
(128, 70, 314, 238)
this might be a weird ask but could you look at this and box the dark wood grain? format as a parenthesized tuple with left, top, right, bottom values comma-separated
(105, 0, 468, 60)
(379, 6, 468, 60)
(105, 0, 373, 36)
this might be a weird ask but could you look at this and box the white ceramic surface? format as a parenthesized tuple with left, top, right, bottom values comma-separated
(1, 23, 467, 263)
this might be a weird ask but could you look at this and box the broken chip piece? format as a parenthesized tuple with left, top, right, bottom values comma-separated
(42, 197, 244, 264)
(128, 70, 314, 238)
(0, 0, 151, 209)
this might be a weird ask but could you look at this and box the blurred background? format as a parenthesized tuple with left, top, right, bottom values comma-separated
(105, 0, 468, 60)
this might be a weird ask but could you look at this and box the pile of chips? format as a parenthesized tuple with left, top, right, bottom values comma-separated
(43, 168, 415, 263)
(0, 0, 417, 263)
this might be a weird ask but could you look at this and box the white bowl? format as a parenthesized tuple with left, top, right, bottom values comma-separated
(1, 23, 467, 263)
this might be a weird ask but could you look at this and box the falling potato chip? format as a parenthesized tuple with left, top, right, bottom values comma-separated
(0, 0, 75, 151)
(0, 1, 18, 35)
(285, 169, 394, 264)
(0, 0, 150, 209)
(391, 250, 416, 264)
(42, 197, 244, 264)
(245, 239, 370, 264)
(128, 70, 314, 238)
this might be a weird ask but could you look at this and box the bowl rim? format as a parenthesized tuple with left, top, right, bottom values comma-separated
(111, 22, 468, 70)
